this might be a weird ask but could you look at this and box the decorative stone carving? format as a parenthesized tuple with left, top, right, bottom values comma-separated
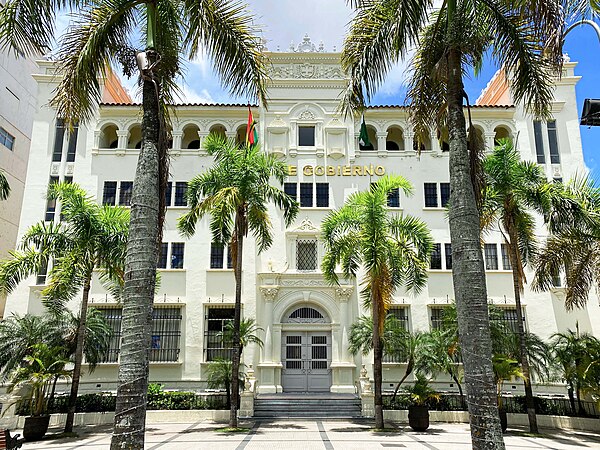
(291, 217, 320, 233)
(280, 278, 331, 287)
(260, 286, 279, 301)
(335, 286, 354, 300)
(299, 109, 315, 120)
(50, 163, 60, 175)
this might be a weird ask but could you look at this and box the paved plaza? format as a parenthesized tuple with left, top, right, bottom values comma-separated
(16, 420, 600, 449)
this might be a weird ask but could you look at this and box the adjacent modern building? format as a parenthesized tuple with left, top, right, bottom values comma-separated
(3, 36, 599, 396)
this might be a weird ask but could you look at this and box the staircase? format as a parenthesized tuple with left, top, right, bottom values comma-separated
(253, 393, 362, 419)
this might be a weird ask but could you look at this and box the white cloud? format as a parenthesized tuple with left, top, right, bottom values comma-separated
(177, 85, 214, 104)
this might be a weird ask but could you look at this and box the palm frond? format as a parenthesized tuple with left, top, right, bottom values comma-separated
(0, 169, 10, 200)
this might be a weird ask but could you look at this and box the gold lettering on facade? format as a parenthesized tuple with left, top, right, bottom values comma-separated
(352, 166, 362, 176)
(327, 166, 335, 176)
(291, 165, 386, 176)
(364, 165, 374, 176)
(288, 165, 297, 176)
(315, 166, 325, 176)
(342, 165, 351, 176)
(303, 165, 313, 176)
(375, 165, 385, 176)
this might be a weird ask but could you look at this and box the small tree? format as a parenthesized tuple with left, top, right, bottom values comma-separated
(205, 359, 245, 410)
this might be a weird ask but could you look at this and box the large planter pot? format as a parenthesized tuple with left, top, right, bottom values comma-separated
(499, 409, 507, 433)
(408, 405, 429, 431)
(23, 415, 51, 441)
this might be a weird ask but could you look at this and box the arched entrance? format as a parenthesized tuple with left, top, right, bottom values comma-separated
(281, 306, 332, 392)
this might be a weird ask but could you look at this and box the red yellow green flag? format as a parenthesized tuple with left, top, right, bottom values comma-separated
(246, 105, 258, 146)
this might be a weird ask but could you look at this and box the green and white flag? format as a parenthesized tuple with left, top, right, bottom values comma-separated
(358, 114, 371, 147)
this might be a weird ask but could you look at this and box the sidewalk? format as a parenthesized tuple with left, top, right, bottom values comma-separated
(18, 419, 600, 449)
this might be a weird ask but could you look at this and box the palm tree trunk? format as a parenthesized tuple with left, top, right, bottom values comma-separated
(64, 274, 91, 432)
(391, 361, 413, 401)
(507, 229, 538, 433)
(446, 45, 505, 449)
(372, 291, 384, 429)
(567, 383, 576, 414)
(229, 211, 244, 428)
(111, 63, 161, 450)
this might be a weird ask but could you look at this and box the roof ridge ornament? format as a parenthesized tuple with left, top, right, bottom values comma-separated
(287, 34, 325, 53)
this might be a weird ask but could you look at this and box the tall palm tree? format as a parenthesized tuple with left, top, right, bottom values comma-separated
(322, 175, 432, 429)
(342, 1, 564, 444)
(480, 139, 554, 431)
(0, 182, 128, 433)
(177, 134, 298, 428)
(0, 169, 10, 200)
(1, 1, 267, 445)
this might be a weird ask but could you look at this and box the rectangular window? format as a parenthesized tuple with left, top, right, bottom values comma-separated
(424, 183, 438, 207)
(387, 189, 400, 208)
(298, 126, 315, 146)
(158, 243, 168, 269)
(492, 307, 526, 333)
(119, 181, 133, 206)
(547, 120, 560, 164)
(445, 243, 452, 270)
(533, 120, 545, 164)
(36, 259, 48, 285)
(484, 243, 499, 270)
(383, 307, 409, 363)
(430, 243, 442, 270)
(52, 119, 66, 162)
(98, 307, 123, 363)
(226, 246, 233, 269)
(150, 307, 182, 362)
(45, 176, 59, 221)
(102, 181, 117, 206)
(440, 183, 450, 208)
(0, 126, 15, 150)
(165, 182, 172, 207)
(316, 183, 329, 207)
(501, 244, 512, 271)
(66, 123, 78, 162)
(210, 243, 225, 269)
(174, 182, 187, 206)
(300, 183, 313, 207)
(170, 243, 184, 269)
(297, 239, 317, 271)
(205, 307, 235, 361)
(430, 307, 448, 330)
(284, 182, 297, 201)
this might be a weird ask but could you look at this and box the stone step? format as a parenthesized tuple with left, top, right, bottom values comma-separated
(253, 396, 362, 418)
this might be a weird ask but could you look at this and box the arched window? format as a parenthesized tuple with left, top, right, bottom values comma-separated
(284, 307, 329, 323)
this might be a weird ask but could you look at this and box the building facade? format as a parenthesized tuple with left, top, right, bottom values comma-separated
(4, 38, 600, 395)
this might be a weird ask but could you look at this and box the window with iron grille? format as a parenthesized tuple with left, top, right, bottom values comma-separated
(298, 126, 315, 146)
(174, 182, 187, 206)
(424, 183, 438, 207)
(119, 181, 133, 206)
(52, 119, 66, 162)
(170, 243, 184, 269)
(387, 189, 400, 208)
(97, 307, 122, 363)
(501, 244, 512, 270)
(440, 183, 450, 207)
(210, 243, 233, 269)
(150, 307, 182, 362)
(102, 181, 117, 206)
(45, 177, 59, 221)
(383, 307, 409, 363)
(533, 121, 545, 164)
(165, 182, 172, 207)
(316, 183, 329, 207)
(0, 126, 15, 150)
(158, 243, 168, 269)
(300, 183, 313, 207)
(66, 123, 78, 162)
(36, 259, 48, 285)
(430, 306, 450, 330)
(445, 243, 452, 270)
(430, 243, 442, 269)
(547, 120, 560, 164)
(492, 307, 526, 333)
(484, 243, 499, 270)
(284, 182, 297, 201)
(205, 307, 235, 361)
(297, 239, 317, 271)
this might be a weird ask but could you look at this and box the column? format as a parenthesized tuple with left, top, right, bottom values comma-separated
(171, 130, 183, 151)
(404, 130, 415, 154)
(257, 286, 281, 394)
(198, 131, 209, 156)
(430, 127, 440, 153)
(377, 132, 388, 155)
(330, 285, 356, 393)
(116, 130, 129, 149)
(259, 287, 278, 362)
(484, 132, 496, 154)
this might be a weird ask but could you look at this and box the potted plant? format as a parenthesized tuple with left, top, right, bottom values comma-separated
(492, 355, 524, 432)
(405, 374, 440, 431)
(7, 343, 70, 441)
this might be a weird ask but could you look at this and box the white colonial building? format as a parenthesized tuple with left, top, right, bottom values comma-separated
(3, 36, 600, 396)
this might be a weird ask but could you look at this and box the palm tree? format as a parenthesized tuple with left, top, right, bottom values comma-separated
(322, 175, 432, 429)
(221, 317, 264, 357)
(178, 135, 298, 428)
(0, 169, 10, 200)
(1, 1, 267, 445)
(0, 182, 128, 433)
(480, 139, 556, 431)
(342, 1, 564, 444)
